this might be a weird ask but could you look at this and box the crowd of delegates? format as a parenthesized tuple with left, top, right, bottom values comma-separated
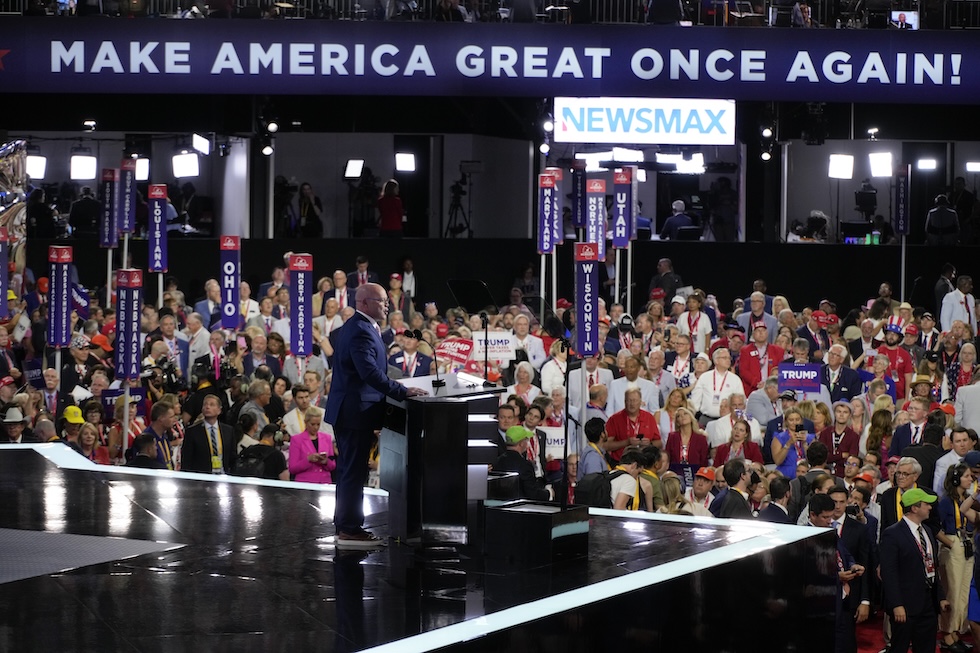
(3, 250, 980, 650)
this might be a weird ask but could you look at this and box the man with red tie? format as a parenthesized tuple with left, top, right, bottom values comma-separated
(331, 269, 355, 311)
(880, 488, 949, 653)
(347, 255, 380, 289)
(246, 297, 278, 335)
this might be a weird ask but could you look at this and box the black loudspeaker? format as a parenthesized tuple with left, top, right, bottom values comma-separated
(510, 0, 536, 21)
(568, 0, 591, 22)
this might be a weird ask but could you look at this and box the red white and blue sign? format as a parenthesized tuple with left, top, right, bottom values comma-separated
(570, 162, 587, 230)
(118, 158, 137, 234)
(99, 168, 118, 249)
(115, 268, 143, 381)
(47, 246, 73, 348)
(777, 362, 822, 393)
(219, 236, 241, 329)
(575, 243, 600, 356)
(612, 166, 636, 248)
(537, 174, 557, 255)
(147, 184, 169, 273)
(0, 228, 8, 320)
(895, 164, 911, 236)
(289, 253, 313, 356)
(543, 167, 564, 245)
(586, 178, 607, 262)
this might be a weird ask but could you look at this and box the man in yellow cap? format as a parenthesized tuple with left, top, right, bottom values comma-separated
(880, 487, 950, 653)
(493, 425, 553, 501)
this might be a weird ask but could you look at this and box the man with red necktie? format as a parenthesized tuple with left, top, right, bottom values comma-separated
(346, 255, 379, 290)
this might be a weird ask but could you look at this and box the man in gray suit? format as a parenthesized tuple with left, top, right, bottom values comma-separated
(955, 368, 980, 431)
(736, 292, 778, 344)
(568, 354, 614, 410)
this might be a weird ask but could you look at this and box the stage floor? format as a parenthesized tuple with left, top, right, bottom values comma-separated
(0, 445, 825, 653)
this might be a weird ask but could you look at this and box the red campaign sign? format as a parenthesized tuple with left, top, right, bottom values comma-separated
(575, 243, 600, 261)
(220, 235, 240, 251)
(539, 175, 555, 189)
(101, 168, 119, 182)
(120, 158, 137, 172)
(148, 184, 167, 200)
(289, 254, 313, 271)
(587, 179, 605, 193)
(435, 338, 474, 366)
(614, 169, 632, 184)
(48, 246, 73, 263)
(543, 167, 564, 181)
(116, 269, 143, 288)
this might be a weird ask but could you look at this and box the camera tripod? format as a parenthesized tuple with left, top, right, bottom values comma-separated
(444, 179, 473, 238)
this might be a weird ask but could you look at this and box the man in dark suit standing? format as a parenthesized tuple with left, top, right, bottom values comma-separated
(717, 458, 754, 519)
(903, 424, 946, 494)
(758, 476, 793, 523)
(828, 485, 872, 652)
(242, 334, 282, 378)
(890, 397, 932, 458)
(796, 311, 831, 360)
(181, 394, 236, 474)
(822, 344, 862, 403)
(880, 488, 950, 653)
(326, 283, 427, 548)
(346, 255, 380, 290)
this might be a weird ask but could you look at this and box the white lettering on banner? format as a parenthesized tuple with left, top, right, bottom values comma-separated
(782, 369, 818, 380)
(472, 334, 518, 361)
(50, 41, 967, 88)
(222, 261, 237, 317)
(555, 97, 736, 146)
(614, 191, 627, 238)
(130, 42, 160, 74)
(151, 203, 164, 269)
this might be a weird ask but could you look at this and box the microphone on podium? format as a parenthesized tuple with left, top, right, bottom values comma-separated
(406, 329, 445, 388)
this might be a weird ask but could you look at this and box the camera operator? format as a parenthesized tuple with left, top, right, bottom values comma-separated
(182, 348, 231, 426)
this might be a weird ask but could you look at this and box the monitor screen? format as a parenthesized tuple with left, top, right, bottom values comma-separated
(890, 10, 918, 29)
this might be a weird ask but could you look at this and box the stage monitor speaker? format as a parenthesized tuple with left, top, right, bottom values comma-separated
(510, 0, 536, 21)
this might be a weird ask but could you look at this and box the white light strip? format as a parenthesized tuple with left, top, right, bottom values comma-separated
(10, 443, 387, 495)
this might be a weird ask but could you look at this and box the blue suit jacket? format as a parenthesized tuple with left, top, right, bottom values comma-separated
(387, 352, 434, 378)
(758, 503, 792, 524)
(325, 312, 408, 431)
(889, 422, 916, 458)
(796, 325, 830, 358)
(880, 520, 945, 616)
(242, 354, 282, 378)
(193, 299, 221, 328)
(821, 364, 862, 403)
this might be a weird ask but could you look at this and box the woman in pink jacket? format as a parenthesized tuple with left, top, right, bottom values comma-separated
(287, 408, 337, 483)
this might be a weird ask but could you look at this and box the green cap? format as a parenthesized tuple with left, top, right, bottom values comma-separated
(901, 488, 938, 508)
(505, 425, 533, 445)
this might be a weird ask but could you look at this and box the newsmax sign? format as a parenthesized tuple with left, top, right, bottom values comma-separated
(554, 97, 735, 146)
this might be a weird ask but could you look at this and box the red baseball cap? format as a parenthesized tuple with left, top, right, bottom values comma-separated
(556, 298, 572, 309)
(904, 324, 919, 336)
(695, 466, 715, 481)
(650, 288, 666, 301)
(435, 323, 449, 338)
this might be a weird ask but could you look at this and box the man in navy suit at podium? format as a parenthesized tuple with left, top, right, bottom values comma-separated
(326, 283, 427, 548)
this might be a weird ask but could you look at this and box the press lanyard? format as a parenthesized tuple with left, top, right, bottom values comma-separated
(713, 371, 728, 392)
(688, 312, 700, 335)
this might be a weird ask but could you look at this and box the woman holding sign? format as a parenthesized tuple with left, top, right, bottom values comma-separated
(771, 408, 815, 478)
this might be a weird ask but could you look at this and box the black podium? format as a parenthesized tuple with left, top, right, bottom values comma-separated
(380, 374, 504, 545)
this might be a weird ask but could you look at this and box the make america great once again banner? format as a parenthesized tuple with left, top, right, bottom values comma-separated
(0, 20, 976, 102)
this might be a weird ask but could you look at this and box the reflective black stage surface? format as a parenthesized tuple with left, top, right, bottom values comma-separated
(0, 449, 833, 653)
